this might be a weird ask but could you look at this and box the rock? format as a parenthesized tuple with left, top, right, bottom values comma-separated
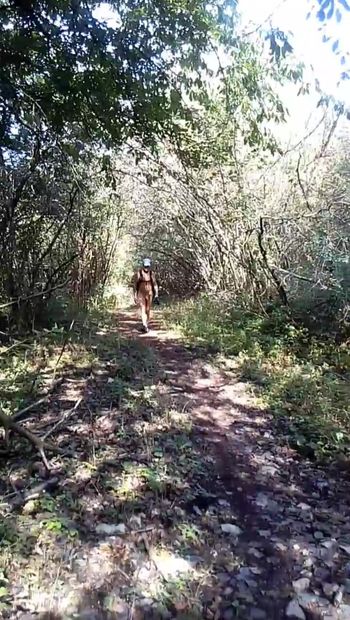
(314, 531, 324, 540)
(344, 579, 350, 594)
(300, 570, 312, 579)
(256, 493, 268, 508)
(217, 572, 231, 585)
(237, 567, 252, 581)
(114, 601, 130, 620)
(321, 540, 337, 549)
(260, 465, 278, 477)
(129, 514, 142, 529)
(298, 503, 311, 511)
(334, 587, 344, 607)
(286, 599, 306, 620)
(236, 583, 254, 604)
(218, 499, 231, 507)
(95, 523, 126, 535)
(249, 548, 263, 559)
(221, 523, 242, 536)
(78, 610, 102, 620)
(314, 567, 330, 582)
(322, 583, 339, 599)
(139, 598, 153, 608)
(339, 605, 350, 619)
(292, 578, 310, 594)
(22, 499, 37, 515)
(223, 609, 235, 620)
(236, 567, 257, 588)
(275, 542, 288, 552)
(249, 608, 267, 619)
(297, 592, 330, 612)
(340, 545, 350, 556)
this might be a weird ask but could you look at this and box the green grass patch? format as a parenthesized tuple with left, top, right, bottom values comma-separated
(163, 295, 350, 462)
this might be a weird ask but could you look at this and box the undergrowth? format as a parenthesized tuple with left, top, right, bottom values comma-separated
(0, 302, 230, 618)
(163, 295, 350, 462)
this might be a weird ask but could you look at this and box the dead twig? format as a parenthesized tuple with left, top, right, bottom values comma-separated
(12, 377, 64, 422)
(52, 319, 75, 382)
(9, 477, 60, 510)
(43, 397, 83, 439)
(141, 532, 167, 581)
(0, 339, 29, 357)
(103, 453, 151, 466)
(1, 405, 74, 471)
(0, 279, 69, 310)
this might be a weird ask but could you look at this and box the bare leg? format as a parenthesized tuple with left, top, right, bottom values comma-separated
(139, 296, 148, 331)
(146, 295, 152, 327)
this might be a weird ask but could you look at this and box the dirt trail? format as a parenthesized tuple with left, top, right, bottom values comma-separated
(118, 308, 350, 620)
(3, 308, 350, 620)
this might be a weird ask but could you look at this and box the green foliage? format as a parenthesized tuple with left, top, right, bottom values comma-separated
(164, 295, 350, 461)
(309, 0, 350, 78)
(0, 0, 234, 151)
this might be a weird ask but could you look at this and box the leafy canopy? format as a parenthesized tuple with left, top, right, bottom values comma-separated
(0, 0, 235, 150)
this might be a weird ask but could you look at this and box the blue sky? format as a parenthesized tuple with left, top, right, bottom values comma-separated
(93, 0, 350, 103)
(240, 0, 350, 102)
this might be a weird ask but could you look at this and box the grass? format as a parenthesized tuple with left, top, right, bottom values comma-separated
(162, 295, 350, 462)
(0, 301, 240, 618)
(3, 292, 349, 616)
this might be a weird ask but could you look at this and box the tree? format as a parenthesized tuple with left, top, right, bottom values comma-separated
(0, 0, 236, 152)
(309, 0, 350, 78)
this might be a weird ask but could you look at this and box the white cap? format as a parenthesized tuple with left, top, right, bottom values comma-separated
(143, 258, 151, 267)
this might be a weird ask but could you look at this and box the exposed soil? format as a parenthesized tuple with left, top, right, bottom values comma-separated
(117, 308, 350, 620)
(2, 307, 350, 620)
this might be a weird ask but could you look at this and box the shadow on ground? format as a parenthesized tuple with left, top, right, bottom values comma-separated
(1, 307, 350, 619)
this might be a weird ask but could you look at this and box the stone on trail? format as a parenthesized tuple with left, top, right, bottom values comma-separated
(334, 586, 344, 607)
(322, 583, 339, 599)
(249, 608, 267, 619)
(339, 605, 350, 619)
(95, 522, 126, 535)
(298, 503, 312, 511)
(297, 591, 333, 615)
(221, 523, 242, 536)
(286, 599, 306, 620)
(292, 578, 310, 593)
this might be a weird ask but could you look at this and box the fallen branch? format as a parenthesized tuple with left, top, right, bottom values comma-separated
(103, 452, 151, 466)
(0, 280, 69, 310)
(296, 153, 312, 212)
(257, 217, 288, 306)
(52, 319, 75, 382)
(12, 377, 64, 422)
(11, 396, 50, 423)
(9, 477, 60, 510)
(271, 265, 340, 290)
(141, 532, 167, 581)
(43, 397, 83, 439)
(0, 339, 29, 357)
(0, 408, 72, 471)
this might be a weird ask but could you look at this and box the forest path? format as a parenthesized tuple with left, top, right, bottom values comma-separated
(116, 306, 350, 620)
(2, 307, 350, 620)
